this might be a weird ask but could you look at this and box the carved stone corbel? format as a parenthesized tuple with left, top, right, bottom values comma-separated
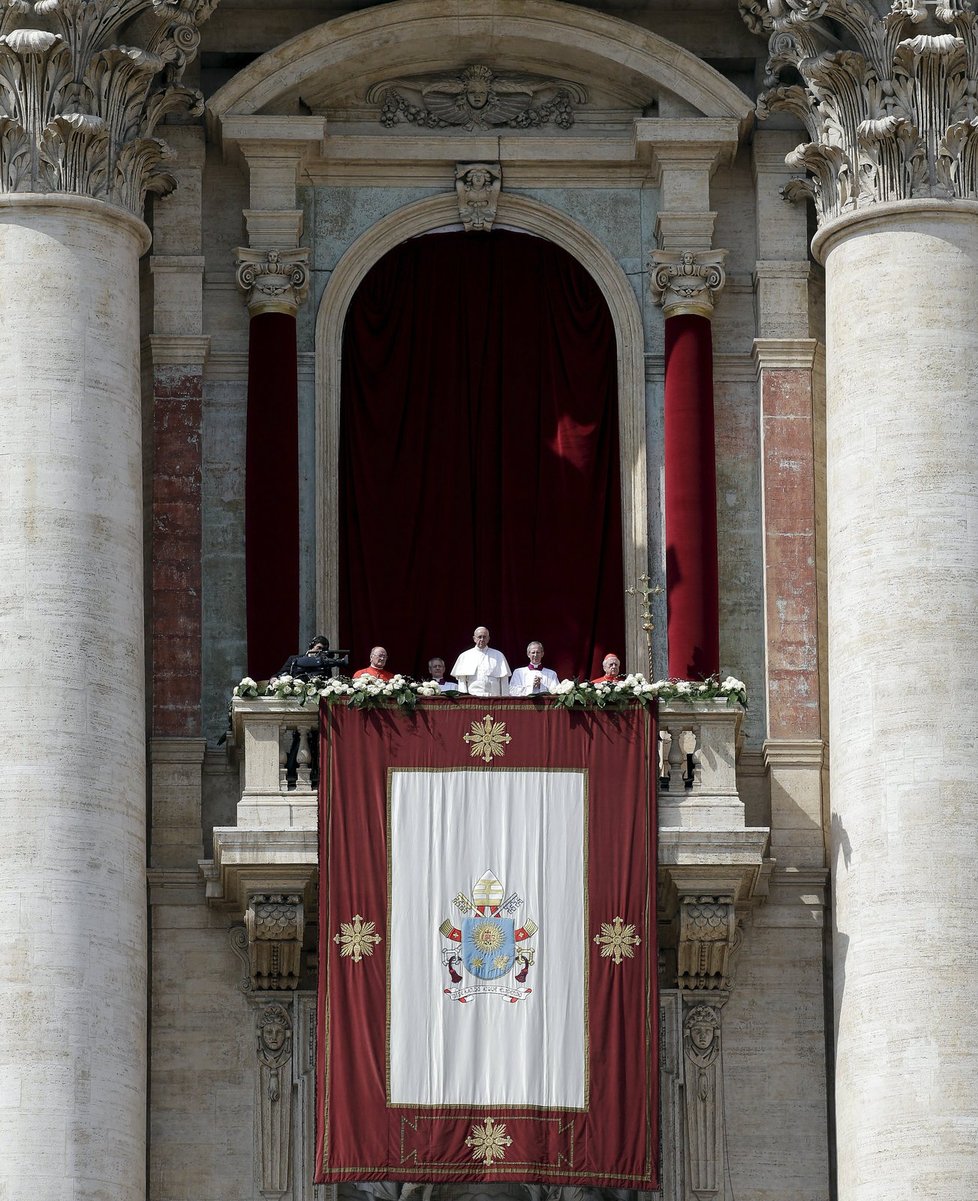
(255, 999, 293, 1197)
(245, 892, 304, 990)
(455, 161, 501, 232)
(649, 249, 727, 318)
(235, 247, 310, 317)
(677, 895, 738, 992)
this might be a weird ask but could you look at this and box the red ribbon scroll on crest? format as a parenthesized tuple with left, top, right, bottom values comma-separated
(316, 699, 658, 1189)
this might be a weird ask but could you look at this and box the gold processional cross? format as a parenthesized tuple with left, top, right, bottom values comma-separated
(625, 573, 664, 678)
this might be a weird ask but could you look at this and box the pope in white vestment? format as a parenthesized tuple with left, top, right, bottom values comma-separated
(451, 626, 511, 695)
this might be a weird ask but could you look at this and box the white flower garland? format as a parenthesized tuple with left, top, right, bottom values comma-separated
(232, 672, 748, 710)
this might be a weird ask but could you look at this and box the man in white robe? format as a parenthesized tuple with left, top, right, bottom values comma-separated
(451, 626, 511, 695)
(508, 641, 559, 696)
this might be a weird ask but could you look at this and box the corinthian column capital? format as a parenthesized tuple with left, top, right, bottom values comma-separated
(648, 248, 727, 318)
(742, 0, 978, 225)
(235, 247, 310, 317)
(0, 0, 218, 216)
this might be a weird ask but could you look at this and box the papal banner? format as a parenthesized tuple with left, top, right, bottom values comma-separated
(315, 699, 658, 1188)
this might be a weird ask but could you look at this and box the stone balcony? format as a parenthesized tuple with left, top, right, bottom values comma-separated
(204, 696, 771, 992)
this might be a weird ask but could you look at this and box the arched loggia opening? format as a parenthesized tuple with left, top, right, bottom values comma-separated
(337, 229, 625, 682)
(316, 193, 649, 670)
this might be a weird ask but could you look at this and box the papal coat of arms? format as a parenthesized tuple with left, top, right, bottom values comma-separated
(439, 869, 537, 1003)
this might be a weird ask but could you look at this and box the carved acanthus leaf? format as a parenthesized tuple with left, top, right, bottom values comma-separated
(366, 63, 587, 131)
(0, 0, 216, 213)
(744, 0, 978, 223)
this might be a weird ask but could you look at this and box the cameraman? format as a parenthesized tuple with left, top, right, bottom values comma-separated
(275, 635, 347, 682)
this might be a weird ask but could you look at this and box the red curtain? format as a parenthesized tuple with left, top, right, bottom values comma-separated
(339, 231, 624, 682)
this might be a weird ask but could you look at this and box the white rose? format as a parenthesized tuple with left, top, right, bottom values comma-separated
(556, 679, 574, 694)
(675, 681, 692, 695)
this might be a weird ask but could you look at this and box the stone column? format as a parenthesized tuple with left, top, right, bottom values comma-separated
(0, 3, 215, 1199)
(748, 3, 978, 1197)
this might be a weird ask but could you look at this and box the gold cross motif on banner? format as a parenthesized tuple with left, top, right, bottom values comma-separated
(463, 715, 512, 763)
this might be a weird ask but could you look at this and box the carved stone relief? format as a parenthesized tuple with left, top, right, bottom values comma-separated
(256, 1000, 294, 1197)
(366, 65, 587, 131)
(0, 0, 217, 212)
(677, 896, 737, 992)
(455, 162, 501, 232)
(235, 247, 311, 318)
(741, 0, 978, 223)
(682, 1004, 723, 1201)
(648, 250, 727, 319)
(245, 892, 305, 990)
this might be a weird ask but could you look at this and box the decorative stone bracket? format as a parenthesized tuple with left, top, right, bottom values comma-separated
(245, 893, 305, 990)
(649, 248, 727, 318)
(677, 894, 738, 992)
(235, 247, 310, 317)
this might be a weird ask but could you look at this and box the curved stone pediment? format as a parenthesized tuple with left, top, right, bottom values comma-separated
(206, 0, 753, 129)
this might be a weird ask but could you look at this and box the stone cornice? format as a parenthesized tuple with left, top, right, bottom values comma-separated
(743, 0, 978, 226)
(649, 248, 728, 318)
(752, 336, 821, 373)
(146, 334, 211, 368)
(0, 0, 218, 217)
(763, 737, 827, 770)
(235, 246, 310, 317)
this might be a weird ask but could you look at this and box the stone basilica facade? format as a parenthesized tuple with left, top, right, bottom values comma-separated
(1, 1, 976, 1200)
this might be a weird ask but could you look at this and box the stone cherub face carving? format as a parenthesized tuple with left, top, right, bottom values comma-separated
(683, 1004, 720, 1068)
(262, 1020, 286, 1052)
(461, 65, 493, 110)
(256, 1004, 292, 1066)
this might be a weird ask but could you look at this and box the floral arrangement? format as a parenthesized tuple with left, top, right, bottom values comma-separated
(551, 673, 747, 710)
(232, 672, 747, 711)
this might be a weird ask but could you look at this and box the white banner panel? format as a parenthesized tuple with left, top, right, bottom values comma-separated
(388, 769, 586, 1109)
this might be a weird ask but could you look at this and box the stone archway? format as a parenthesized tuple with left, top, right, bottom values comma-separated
(314, 190, 648, 667)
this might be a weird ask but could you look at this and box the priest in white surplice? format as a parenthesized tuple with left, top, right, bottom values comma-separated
(451, 626, 511, 695)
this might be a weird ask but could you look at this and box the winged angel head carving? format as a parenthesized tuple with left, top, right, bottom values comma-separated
(366, 64, 587, 131)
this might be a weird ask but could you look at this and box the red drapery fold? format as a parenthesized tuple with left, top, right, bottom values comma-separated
(663, 313, 719, 679)
(246, 311, 300, 679)
(339, 231, 625, 682)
